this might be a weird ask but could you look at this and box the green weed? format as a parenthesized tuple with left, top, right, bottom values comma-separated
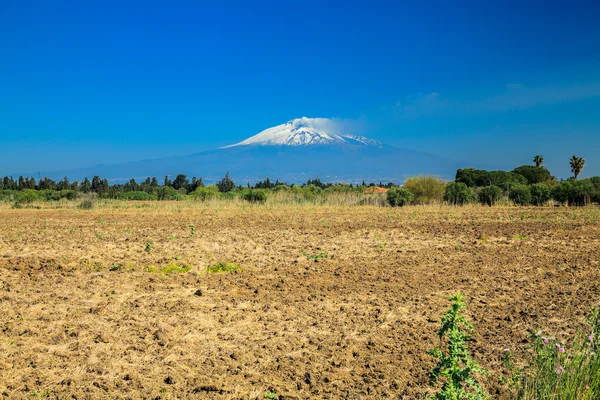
(206, 262, 241, 274)
(427, 293, 488, 399)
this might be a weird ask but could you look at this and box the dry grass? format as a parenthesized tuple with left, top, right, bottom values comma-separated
(1, 202, 600, 399)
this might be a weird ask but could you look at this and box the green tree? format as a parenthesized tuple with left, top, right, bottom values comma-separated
(91, 176, 101, 193)
(387, 187, 414, 207)
(217, 172, 235, 193)
(479, 185, 502, 206)
(164, 175, 173, 187)
(172, 174, 189, 191)
(57, 176, 70, 191)
(444, 182, 477, 205)
(530, 183, 551, 206)
(427, 293, 488, 400)
(533, 155, 544, 167)
(509, 184, 532, 205)
(80, 177, 91, 193)
(511, 165, 553, 185)
(403, 176, 446, 204)
(569, 155, 585, 179)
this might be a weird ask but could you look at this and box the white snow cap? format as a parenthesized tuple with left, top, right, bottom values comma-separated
(224, 117, 380, 148)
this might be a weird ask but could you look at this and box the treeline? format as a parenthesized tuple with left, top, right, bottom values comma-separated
(2, 155, 598, 207)
(0, 172, 396, 204)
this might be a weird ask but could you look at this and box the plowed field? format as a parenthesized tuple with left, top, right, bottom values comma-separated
(1, 203, 599, 399)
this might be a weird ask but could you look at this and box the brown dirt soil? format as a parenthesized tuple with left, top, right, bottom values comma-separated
(1, 203, 600, 399)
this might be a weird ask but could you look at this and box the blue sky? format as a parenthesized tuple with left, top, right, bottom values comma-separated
(1, 0, 599, 178)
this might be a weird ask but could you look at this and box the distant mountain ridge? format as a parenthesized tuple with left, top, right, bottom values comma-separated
(20, 117, 465, 184)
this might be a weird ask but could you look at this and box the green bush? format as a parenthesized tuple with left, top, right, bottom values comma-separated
(17, 189, 40, 204)
(530, 183, 551, 206)
(0, 190, 19, 202)
(78, 199, 94, 209)
(570, 179, 596, 206)
(479, 185, 502, 206)
(403, 176, 446, 204)
(119, 191, 157, 200)
(552, 181, 572, 205)
(156, 186, 183, 201)
(509, 184, 532, 205)
(552, 180, 596, 206)
(387, 188, 414, 207)
(40, 190, 77, 201)
(241, 189, 268, 203)
(192, 185, 220, 201)
(444, 182, 478, 205)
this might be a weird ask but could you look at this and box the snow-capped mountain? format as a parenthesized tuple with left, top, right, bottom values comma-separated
(224, 117, 382, 148)
(24, 117, 465, 184)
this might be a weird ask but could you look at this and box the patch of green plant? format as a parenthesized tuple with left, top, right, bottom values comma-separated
(301, 251, 328, 260)
(373, 237, 386, 249)
(507, 307, 600, 399)
(109, 264, 122, 271)
(427, 293, 488, 400)
(145, 240, 152, 253)
(95, 233, 104, 240)
(161, 261, 192, 274)
(146, 261, 192, 274)
(264, 390, 278, 399)
(98, 218, 106, 225)
(206, 262, 241, 274)
(189, 224, 195, 237)
(513, 234, 528, 240)
(455, 243, 463, 250)
(78, 199, 93, 209)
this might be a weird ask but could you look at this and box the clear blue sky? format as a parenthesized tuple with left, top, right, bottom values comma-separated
(1, 0, 599, 178)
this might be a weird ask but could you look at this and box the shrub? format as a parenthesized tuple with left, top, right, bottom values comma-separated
(156, 186, 183, 201)
(192, 185, 220, 201)
(552, 181, 572, 205)
(17, 189, 40, 204)
(403, 176, 446, 204)
(530, 183, 551, 206)
(512, 307, 600, 399)
(479, 185, 502, 206)
(78, 199, 94, 209)
(241, 189, 268, 203)
(387, 188, 414, 207)
(0, 190, 19, 202)
(444, 182, 478, 205)
(119, 191, 157, 201)
(511, 165, 554, 185)
(509, 184, 532, 205)
(570, 179, 596, 206)
(427, 293, 488, 399)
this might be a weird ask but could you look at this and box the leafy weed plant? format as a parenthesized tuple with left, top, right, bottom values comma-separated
(206, 262, 241, 274)
(511, 307, 600, 399)
(427, 293, 488, 400)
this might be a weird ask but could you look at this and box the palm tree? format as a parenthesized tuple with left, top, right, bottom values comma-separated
(533, 155, 544, 167)
(569, 155, 585, 179)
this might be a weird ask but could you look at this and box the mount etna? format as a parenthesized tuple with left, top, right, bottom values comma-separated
(25, 118, 463, 184)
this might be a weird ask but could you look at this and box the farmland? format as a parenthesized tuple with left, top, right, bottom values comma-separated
(1, 201, 600, 399)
